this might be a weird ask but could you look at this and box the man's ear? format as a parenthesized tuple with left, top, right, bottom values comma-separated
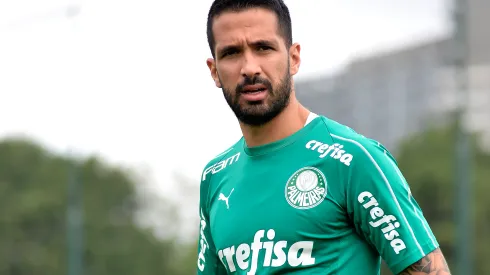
(207, 58, 221, 88)
(289, 42, 301, 76)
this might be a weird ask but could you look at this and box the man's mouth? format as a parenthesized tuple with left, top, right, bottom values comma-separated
(240, 84, 268, 101)
(241, 84, 267, 94)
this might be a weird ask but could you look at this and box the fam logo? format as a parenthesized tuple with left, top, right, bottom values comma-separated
(285, 167, 327, 210)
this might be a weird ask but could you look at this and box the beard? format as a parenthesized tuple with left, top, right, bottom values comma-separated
(221, 69, 292, 127)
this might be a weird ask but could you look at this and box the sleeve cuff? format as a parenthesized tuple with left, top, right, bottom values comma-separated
(388, 240, 440, 274)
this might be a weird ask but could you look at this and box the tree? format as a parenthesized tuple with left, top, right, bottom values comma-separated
(0, 137, 188, 275)
(380, 123, 490, 274)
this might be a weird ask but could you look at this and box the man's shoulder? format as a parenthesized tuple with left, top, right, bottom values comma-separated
(314, 116, 372, 150)
(200, 138, 243, 183)
(315, 116, 395, 166)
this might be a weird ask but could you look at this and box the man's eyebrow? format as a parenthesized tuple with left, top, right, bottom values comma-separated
(216, 39, 278, 56)
(218, 44, 241, 55)
(251, 40, 276, 47)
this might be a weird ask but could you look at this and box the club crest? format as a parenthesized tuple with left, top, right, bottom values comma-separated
(285, 167, 327, 209)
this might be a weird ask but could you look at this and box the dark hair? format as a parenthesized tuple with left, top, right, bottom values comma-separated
(206, 0, 293, 57)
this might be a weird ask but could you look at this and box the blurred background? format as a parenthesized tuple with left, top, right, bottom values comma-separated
(0, 0, 488, 274)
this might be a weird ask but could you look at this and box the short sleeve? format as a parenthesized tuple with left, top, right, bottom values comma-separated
(344, 139, 440, 274)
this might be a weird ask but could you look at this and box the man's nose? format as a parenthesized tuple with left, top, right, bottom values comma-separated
(240, 51, 262, 78)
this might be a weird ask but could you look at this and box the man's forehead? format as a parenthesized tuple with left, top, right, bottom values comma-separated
(212, 8, 280, 46)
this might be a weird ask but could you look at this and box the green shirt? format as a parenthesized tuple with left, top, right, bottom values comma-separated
(196, 115, 439, 275)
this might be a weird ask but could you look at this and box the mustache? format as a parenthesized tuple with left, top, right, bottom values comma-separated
(235, 76, 273, 94)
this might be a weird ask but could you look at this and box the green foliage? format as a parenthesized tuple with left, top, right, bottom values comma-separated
(0, 137, 193, 275)
(381, 124, 490, 274)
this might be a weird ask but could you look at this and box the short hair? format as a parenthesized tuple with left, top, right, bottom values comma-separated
(206, 0, 293, 58)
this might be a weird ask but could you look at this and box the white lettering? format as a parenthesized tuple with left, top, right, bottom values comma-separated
(370, 207, 385, 220)
(223, 246, 236, 272)
(248, 229, 265, 275)
(305, 140, 316, 149)
(361, 193, 379, 209)
(271, 241, 287, 267)
(202, 152, 240, 181)
(197, 209, 209, 271)
(358, 192, 407, 254)
(217, 229, 316, 273)
(317, 144, 329, 153)
(287, 241, 315, 267)
(236, 244, 250, 270)
(212, 160, 227, 173)
(305, 140, 353, 166)
(391, 239, 407, 254)
(340, 154, 353, 166)
(263, 230, 275, 267)
(369, 215, 397, 228)
(357, 191, 373, 203)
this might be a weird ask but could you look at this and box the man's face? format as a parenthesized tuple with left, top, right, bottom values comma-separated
(207, 8, 301, 126)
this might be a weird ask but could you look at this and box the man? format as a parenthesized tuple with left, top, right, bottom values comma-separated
(197, 0, 451, 274)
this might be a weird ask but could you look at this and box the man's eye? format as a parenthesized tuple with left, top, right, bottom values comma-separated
(258, 46, 272, 51)
(222, 50, 238, 57)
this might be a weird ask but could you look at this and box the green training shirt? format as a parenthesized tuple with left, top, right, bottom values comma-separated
(196, 114, 439, 275)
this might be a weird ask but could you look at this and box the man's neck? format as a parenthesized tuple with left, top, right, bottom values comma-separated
(240, 98, 310, 148)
